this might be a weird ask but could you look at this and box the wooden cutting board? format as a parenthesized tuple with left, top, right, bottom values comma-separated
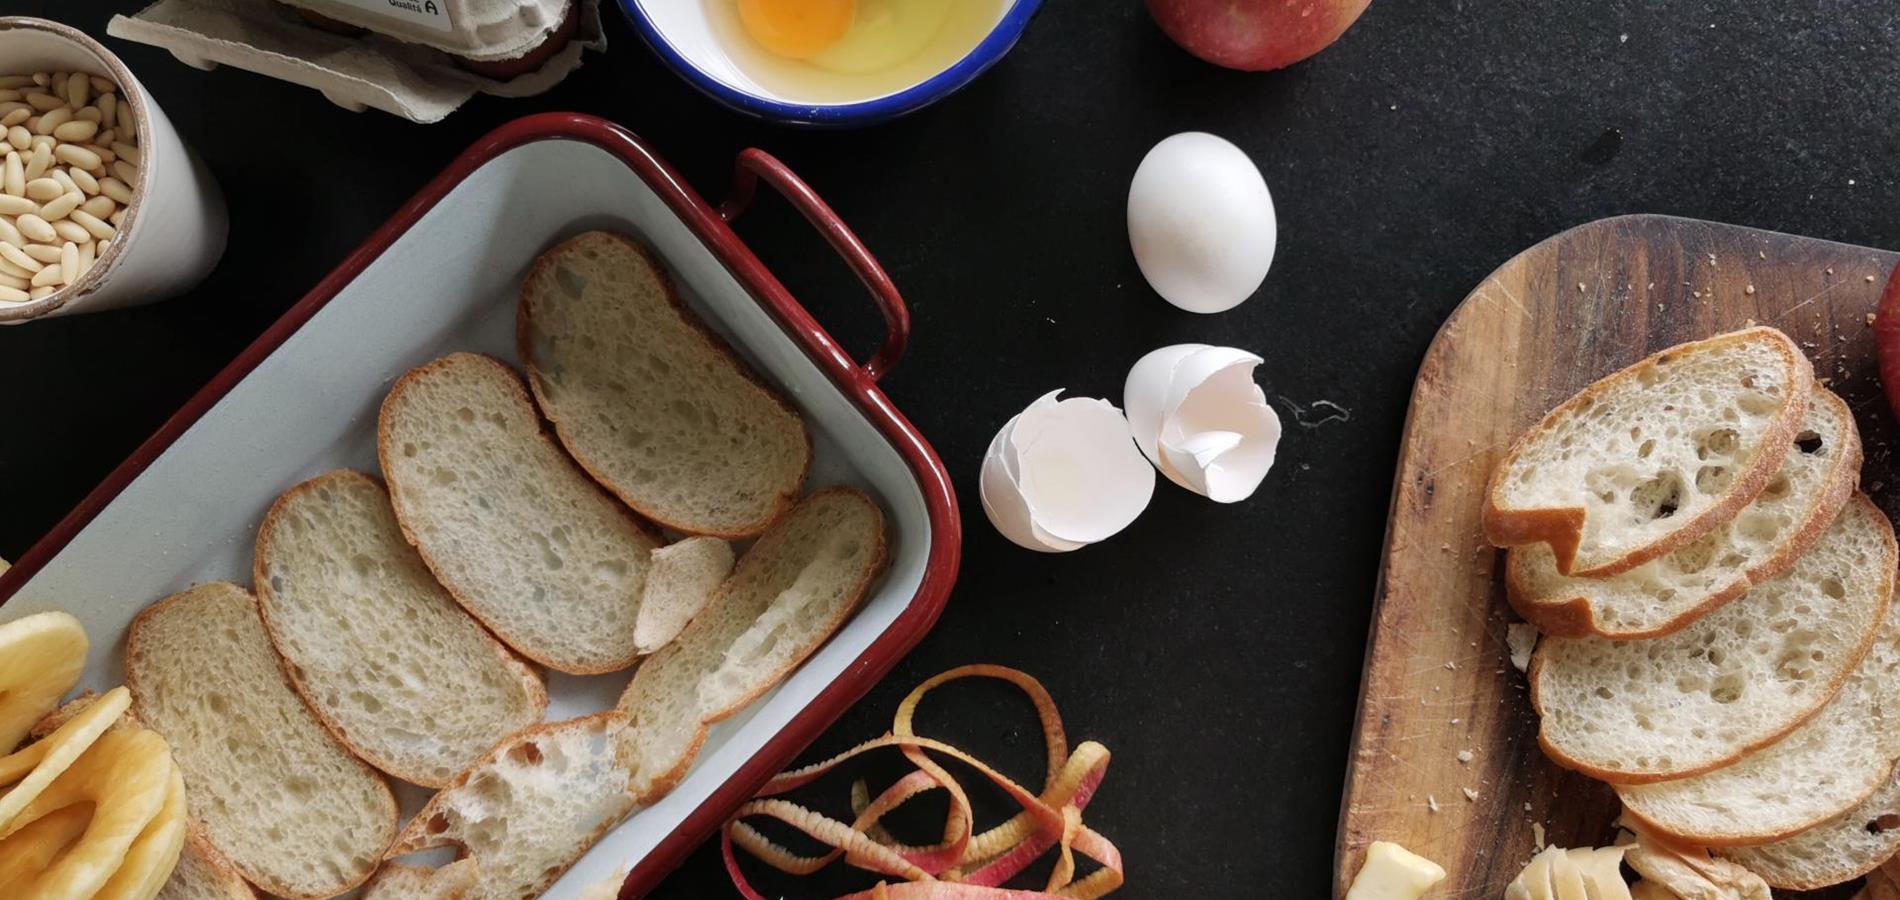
(1334, 214, 1900, 899)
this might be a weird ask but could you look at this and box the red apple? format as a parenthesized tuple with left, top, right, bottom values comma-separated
(1147, 0, 1373, 71)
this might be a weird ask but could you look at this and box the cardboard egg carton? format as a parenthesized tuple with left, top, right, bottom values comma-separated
(273, 0, 572, 62)
(106, 0, 604, 123)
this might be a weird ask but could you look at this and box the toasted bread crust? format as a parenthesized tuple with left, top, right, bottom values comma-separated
(1528, 494, 1898, 784)
(253, 471, 550, 788)
(387, 713, 634, 899)
(1617, 755, 1900, 847)
(125, 582, 399, 900)
(516, 231, 813, 540)
(1507, 387, 1863, 639)
(377, 352, 662, 675)
(1485, 327, 1813, 577)
(168, 828, 258, 900)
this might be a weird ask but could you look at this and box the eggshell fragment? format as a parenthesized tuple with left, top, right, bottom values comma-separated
(980, 391, 1156, 552)
(1124, 344, 1282, 503)
(1127, 132, 1277, 314)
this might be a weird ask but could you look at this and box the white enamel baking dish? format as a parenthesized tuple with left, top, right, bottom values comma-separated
(0, 112, 960, 898)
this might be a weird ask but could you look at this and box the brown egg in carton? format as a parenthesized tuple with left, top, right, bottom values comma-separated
(106, 0, 604, 123)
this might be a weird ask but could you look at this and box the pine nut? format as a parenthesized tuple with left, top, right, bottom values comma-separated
(30, 73, 49, 87)
(66, 75, 87, 109)
(23, 177, 60, 201)
(49, 72, 67, 98)
(51, 220, 88, 243)
(29, 263, 60, 287)
(89, 76, 114, 95)
(0, 285, 27, 302)
(66, 209, 112, 240)
(109, 160, 136, 185)
(15, 213, 53, 242)
(59, 241, 76, 284)
(39, 192, 80, 221)
(97, 93, 114, 129)
(79, 195, 112, 219)
(0, 241, 41, 271)
(22, 242, 59, 263)
(94, 129, 113, 146)
(53, 120, 96, 143)
(0, 90, 15, 103)
(23, 92, 61, 112)
(0, 257, 30, 280)
(77, 240, 92, 274)
(0, 76, 31, 89)
(99, 177, 131, 205)
(23, 144, 50, 181)
(111, 143, 139, 165)
(108, 209, 123, 227)
(0, 108, 25, 128)
(32, 106, 70, 135)
(48, 169, 76, 196)
(3, 152, 22, 196)
(74, 105, 100, 123)
(4, 126, 25, 151)
(0, 271, 25, 290)
(83, 144, 114, 165)
(0, 196, 28, 217)
(29, 284, 53, 299)
(54, 144, 100, 171)
(67, 167, 97, 195)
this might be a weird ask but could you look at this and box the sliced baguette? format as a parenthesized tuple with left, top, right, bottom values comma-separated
(255, 470, 548, 787)
(379, 353, 662, 674)
(155, 831, 256, 900)
(1485, 327, 1812, 577)
(616, 487, 887, 803)
(1531, 494, 1895, 783)
(363, 859, 479, 900)
(517, 230, 811, 538)
(1509, 387, 1860, 638)
(387, 714, 635, 900)
(1718, 762, 1900, 890)
(1617, 584, 1900, 844)
(633, 536, 734, 655)
(125, 582, 397, 900)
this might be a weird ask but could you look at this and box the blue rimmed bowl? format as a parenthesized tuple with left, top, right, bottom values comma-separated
(620, 0, 1042, 126)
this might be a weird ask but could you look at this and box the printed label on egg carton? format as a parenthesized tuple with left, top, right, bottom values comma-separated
(106, 0, 604, 124)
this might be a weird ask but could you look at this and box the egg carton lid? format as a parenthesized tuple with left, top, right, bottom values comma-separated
(273, 0, 572, 61)
(107, 0, 604, 123)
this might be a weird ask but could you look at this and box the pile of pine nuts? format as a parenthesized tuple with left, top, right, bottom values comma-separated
(0, 70, 139, 304)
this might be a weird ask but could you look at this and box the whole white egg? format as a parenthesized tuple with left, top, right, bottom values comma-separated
(1126, 132, 1277, 314)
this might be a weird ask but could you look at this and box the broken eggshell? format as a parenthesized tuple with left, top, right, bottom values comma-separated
(980, 391, 1157, 552)
(1124, 344, 1282, 503)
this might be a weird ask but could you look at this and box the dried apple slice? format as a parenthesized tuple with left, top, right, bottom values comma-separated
(0, 610, 88, 750)
(93, 760, 186, 900)
(0, 685, 131, 830)
(0, 726, 172, 897)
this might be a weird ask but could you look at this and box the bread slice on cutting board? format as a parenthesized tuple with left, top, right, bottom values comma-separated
(1617, 582, 1900, 844)
(616, 487, 888, 803)
(1530, 493, 1896, 783)
(1485, 327, 1813, 577)
(154, 830, 255, 900)
(517, 230, 811, 538)
(362, 859, 478, 900)
(255, 469, 547, 787)
(1717, 761, 1900, 890)
(387, 713, 636, 900)
(1509, 387, 1861, 639)
(380, 353, 662, 674)
(633, 535, 734, 655)
(125, 582, 397, 900)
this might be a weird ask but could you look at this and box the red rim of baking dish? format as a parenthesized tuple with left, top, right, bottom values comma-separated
(0, 111, 962, 898)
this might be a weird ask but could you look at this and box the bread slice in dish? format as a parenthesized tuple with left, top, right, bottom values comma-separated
(255, 470, 547, 787)
(1718, 762, 1900, 890)
(633, 536, 734, 655)
(154, 831, 255, 900)
(1509, 387, 1861, 639)
(380, 353, 662, 674)
(1485, 327, 1812, 577)
(362, 859, 478, 900)
(387, 714, 635, 900)
(616, 487, 887, 803)
(126, 582, 397, 900)
(1531, 494, 1896, 783)
(1617, 585, 1900, 844)
(517, 230, 810, 539)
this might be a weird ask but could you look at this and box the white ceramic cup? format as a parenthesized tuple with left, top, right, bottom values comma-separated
(0, 17, 227, 323)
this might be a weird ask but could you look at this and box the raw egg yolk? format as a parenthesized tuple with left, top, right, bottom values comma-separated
(738, 0, 856, 60)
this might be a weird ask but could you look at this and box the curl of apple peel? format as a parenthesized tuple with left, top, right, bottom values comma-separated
(722, 665, 1123, 899)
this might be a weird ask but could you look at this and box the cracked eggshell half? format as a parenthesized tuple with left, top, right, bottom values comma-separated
(980, 391, 1157, 552)
(1124, 344, 1282, 503)
(1127, 131, 1276, 314)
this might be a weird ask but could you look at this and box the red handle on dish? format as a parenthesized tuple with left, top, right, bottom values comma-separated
(718, 149, 910, 383)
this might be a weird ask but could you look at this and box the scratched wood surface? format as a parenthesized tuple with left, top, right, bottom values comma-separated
(1334, 215, 1900, 899)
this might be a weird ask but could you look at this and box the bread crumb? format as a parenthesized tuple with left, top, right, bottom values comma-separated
(1869, 275, 1879, 283)
(1444, 660, 1458, 671)
(1463, 787, 1479, 802)
(1828, 267, 1836, 275)
(1457, 750, 1473, 763)
(1427, 795, 1440, 813)
(1745, 284, 1755, 295)
(1759, 250, 1767, 259)
(1506, 623, 1539, 673)
(1577, 282, 1586, 293)
(1532, 822, 1546, 849)
(1870, 313, 1879, 325)
(1523, 802, 1532, 812)
(1450, 718, 1461, 725)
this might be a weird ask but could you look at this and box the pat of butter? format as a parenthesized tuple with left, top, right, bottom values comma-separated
(1347, 841, 1448, 900)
